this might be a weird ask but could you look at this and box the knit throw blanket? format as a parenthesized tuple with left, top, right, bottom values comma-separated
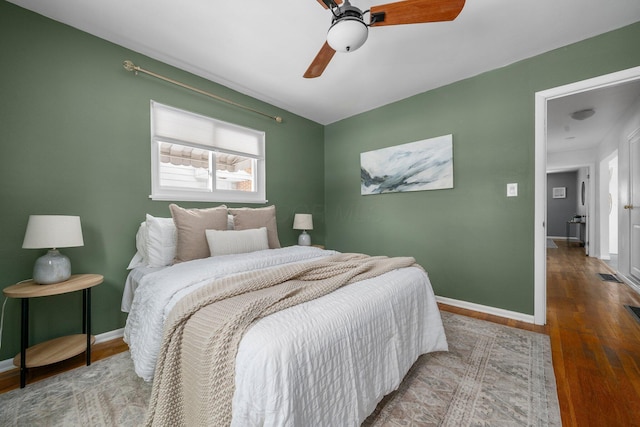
(145, 253, 421, 426)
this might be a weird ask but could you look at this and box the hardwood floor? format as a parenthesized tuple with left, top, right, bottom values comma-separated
(2, 241, 640, 426)
(0, 338, 129, 394)
(546, 239, 640, 426)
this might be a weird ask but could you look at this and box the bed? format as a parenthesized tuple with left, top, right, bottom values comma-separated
(122, 206, 448, 426)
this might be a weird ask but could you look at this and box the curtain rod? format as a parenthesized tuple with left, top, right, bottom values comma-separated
(122, 60, 283, 123)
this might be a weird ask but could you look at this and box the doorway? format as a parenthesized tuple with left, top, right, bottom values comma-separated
(534, 65, 640, 325)
(630, 131, 640, 282)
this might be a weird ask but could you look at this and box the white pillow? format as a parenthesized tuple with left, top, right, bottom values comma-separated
(135, 221, 149, 264)
(127, 221, 150, 270)
(145, 214, 177, 267)
(206, 227, 269, 257)
(126, 251, 145, 270)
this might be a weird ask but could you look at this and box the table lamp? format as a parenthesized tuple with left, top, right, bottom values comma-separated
(22, 215, 84, 284)
(293, 213, 313, 246)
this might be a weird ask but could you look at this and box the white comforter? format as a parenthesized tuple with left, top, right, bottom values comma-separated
(124, 246, 448, 426)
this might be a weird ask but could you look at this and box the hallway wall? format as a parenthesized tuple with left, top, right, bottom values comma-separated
(547, 171, 579, 237)
(598, 94, 640, 283)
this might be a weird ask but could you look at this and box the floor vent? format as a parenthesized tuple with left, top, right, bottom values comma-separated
(625, 305, 640, 324)
(598, 273, 623, 283)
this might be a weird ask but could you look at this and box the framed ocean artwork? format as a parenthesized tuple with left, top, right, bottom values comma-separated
(360, 134, 453, 195)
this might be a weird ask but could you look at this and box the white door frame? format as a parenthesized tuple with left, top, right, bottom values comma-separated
(534, 66, 640, 325)
(629, 130, 640, 282)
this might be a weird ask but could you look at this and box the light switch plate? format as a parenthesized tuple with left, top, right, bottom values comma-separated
(507, 183, 518, 197)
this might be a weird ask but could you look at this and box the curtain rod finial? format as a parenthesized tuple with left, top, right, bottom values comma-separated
(275, 116, 283, 123)
(123, 60, 136, 72)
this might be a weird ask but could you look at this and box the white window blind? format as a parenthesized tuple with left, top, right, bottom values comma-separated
(150, 101, 266, 203)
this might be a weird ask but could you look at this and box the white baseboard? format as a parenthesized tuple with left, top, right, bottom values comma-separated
(0, 358, 14, 373)
(1, 300, 537, 373)
(436, 295, 535, 324)
(1, 301, 540, 373)
(96, 328, 125, 344)
(617, 273, 640, 296)
(0, 328, 125, 373)
(548, 235, 583, 241)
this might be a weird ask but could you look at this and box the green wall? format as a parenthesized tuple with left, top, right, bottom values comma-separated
(324, 22, 640, 315)
(1, 0, 639, 363)
(0, 2, 325, 361)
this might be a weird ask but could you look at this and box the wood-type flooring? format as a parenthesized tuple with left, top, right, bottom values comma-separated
(546, 239, 640, 426)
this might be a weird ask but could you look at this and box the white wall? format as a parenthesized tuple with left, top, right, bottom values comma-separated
(576, 167, 589, 217)
(576, 167, 590, 254)
(599, 151, 619, 259)
(597, 95, 640, 279)
(547, 148, 597, 171)
(609, 156, 619, 255)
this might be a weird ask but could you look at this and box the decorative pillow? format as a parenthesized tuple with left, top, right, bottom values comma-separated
(134, 221, 148, 264)
(228, 205, 281, 249)
(126, 251, 145, 270)
(205, 227, 269, 257)
(145, 214, 177, 267)
(169, 204, 228, 262)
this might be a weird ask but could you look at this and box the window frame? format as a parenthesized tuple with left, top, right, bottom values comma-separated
(149, 101, 267, 204)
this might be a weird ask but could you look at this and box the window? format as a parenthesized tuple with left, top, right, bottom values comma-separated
(150, 101, 266, 203)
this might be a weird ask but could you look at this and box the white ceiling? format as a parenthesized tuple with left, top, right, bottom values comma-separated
(547, 80, 640, 155)
(8, 0, 640, 127)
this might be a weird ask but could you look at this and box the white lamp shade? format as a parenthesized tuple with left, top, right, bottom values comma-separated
(326, 18, 368, 53)
(22, 215, 84, 249)
(293, 214, 313, 231)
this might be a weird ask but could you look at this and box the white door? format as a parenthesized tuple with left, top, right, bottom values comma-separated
(630, 133, 640, 281)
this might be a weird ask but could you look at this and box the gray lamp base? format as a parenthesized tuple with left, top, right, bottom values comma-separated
(298, 231, 311, 246)
(33, 249, 71, 285)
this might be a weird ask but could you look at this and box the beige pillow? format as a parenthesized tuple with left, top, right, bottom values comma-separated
(206, 227, 269, 257)
(169, 204, 228, 262)
(228, 205, 281, 249)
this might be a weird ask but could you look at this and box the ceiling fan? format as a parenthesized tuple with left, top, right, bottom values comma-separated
(304, 0, 466, 78)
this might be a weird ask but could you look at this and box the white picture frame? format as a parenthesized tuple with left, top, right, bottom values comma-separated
(552, 187, 566, 199)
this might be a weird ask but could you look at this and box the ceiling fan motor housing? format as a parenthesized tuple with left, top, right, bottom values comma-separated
(306, 0, 467, 78)
(326, 3, 368, 52)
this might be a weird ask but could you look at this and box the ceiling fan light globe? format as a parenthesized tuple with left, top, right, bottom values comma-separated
(326, 18, 368, 53)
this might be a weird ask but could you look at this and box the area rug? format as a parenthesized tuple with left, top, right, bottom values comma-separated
(364, 312, 560, 426)
(0, 312, 560, 426)
(546, 238, 558, 249)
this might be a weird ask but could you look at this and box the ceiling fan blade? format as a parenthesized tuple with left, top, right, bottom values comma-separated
(303, 42, 336, 78)
(370, 0, 465, 27)
(315, 0, 342, 9)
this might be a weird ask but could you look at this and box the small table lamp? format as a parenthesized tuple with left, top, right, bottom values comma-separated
(293, 213, 313, 246)
(22, 215, 84, 285)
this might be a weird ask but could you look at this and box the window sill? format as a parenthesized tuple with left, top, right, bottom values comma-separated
(149, 194, 268, 204)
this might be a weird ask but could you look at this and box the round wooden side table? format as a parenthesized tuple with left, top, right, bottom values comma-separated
(3, 274, 103, 388)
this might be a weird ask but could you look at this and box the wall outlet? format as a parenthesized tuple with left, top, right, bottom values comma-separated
(507, 183, 518, 197)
